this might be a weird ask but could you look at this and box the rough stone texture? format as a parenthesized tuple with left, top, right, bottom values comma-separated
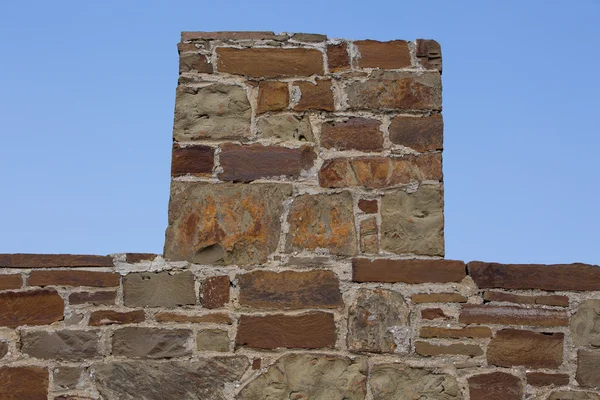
(112, 327, 191, 358)
(354, 40, 411, 69)
(0, 289, 64, 327)
(179, 53, 212, 74)
(415, 341, 483, 357)
(412, 293, 467, 303)
(321, 118, 383, 151)
(20, 330, 100, 360)
(319, 154, 442, 189)
(173, 84, 251, 141)
(123, 271, 196, 308)
(0, 341, 7, 358)
(89, 310, 145, 326)
(370, 364, 462, 400)
(468, 372, 523, 400)
(360, 217, 379, 253)
(422, 308, 449, 320)
(155, 312, 232, 324)
(0, 366, 48, 400)
(125, 253, 159, 263)
(256, 114, 313, 142)
(346, 71, 442, 111)
(358, 199, 378, 214)
(218, 143, 316, 182)
(327, 43, 350, 72)
(286, 192, 357, 256)
(353, 258, 465, 283)
(459, 304, 569, 326)
(487, 329, 564, 368)
(238, 270, 342, 309)
(571, 299, 600, 347)
(548, 391, 600, 400)
(389, 114, 443, 152)
(165, 181, 292, 265)
(576, 349, 600, 388)
(526, 372, 570, 387)
(29, 270, 120, 287)
(380, 185, 444, 256)
(347, 288, 410, 353)
(69, 290, 117, 305)
(256, 81, 289, 113)
(236, 312, 336, 349)
(216, 47, 324, 78)
(420, 326, 492, 339)
(197, 329, 230, 352)
(53, 366, 81, 390)
(0, 253, 113, 268)
(183, 31, 277, 41)
(484, 290, 569, 307)
(416, 39, 442, 72)
(171, 144, 214, 177)
(293, 79, 335, 111)
(93, 357, 249, 400)
(201, 275, 230, 309)
(0, 274, 21, 289)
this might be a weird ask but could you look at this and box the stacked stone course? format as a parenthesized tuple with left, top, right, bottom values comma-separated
(0, 32, 599, 400)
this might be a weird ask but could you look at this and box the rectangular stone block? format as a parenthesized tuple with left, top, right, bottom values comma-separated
(182, 31, 277, 41)
(526, 372, 570, 387)
(389, 114, 443, 152)
(0, 366, 48, 400)
(69, 290, 117, 305)
(201, 275, 230, 309)
(415, 341, 483, 357)
(354, 40, 411, 69)
(0, 289, 63, 327)
(459, 304, 569, 327)
(0, 253, 113, 268)
(154, 312, 232, 325)
(321, 117, 383, 152)
(112, 327, 191, 358)
(0, 274, 22, 290)
(487, 329, 564, 368)
(29, 270, 120, 287)
(171, 144, 214, 177)
(327, 42, 350, 72)
(292, 79, 334, 111)
(353, 258, 465, 283)
(420, 326, 492, 339)
(257, 81, 289, 113)
(123, 271, 196, 308)
(89, 310, 145, 326)
(483, 290, 569, 307)
(412, 293, 467, 303)
(21, 330, 100, 360)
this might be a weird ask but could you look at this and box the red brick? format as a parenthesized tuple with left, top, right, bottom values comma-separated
(89, 310, 145, 326)
(68, 291, 117, 305)
(459, 304, 568, 327)
(526, 372, 570, 387)
(415, 341, 483, 357)
(29, 270, 120, 287)
(0, 289, 63, 327)
(217, 48, 324, 78)
(182, 31, 277, 41)
(201, 275, 230, 309)
(353, 258, 466, 283)
(483, 291, 569, 307)
(354, 40, 411, 69)
(357, 199, 378, 214)
(416, 39, 442, 72)
(293, 79, 334, 111)
(469, 372, 522, 400)
(257, 81, 289, 113)
(487, 329, 564, 368)
(0, 253, 113, 268)
(0, 366, 48, 400)
(321, 118, 383, 151)
(421, 308, 448, 320)
(0, 274, 22, 290)
(171, 144, 214, 177)
(327, 43, 350, 72)
(389, 114, 443, 152)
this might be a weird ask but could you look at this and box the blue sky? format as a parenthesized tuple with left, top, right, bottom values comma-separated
(0, 1, 598, 264)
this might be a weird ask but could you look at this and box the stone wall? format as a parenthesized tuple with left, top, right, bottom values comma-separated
(0, 32, 598, 400)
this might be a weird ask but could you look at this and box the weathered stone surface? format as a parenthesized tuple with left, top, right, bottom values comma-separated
(487, 329, 564, 368)
(238, 270, 342, 309)
(353, 258, 465, 283)
(0, 253, 113, 268)
(69, 290, 116, 306)
(287, 192, 357, 255)
(53, 366, 81, 390)
(346, 71, 442, 111)
(238, 354, 367, 400)
(155, 311, 232, 324)
(0, 274, 21, 289)
(347, 288, 409, 353)
(217, 48, 324, 78)
(173, 84, 251, 141)
(291, 33, 327, 42)
(354, 40, 411, 69)
(171, 144, 214, 177)
(416, 39, 442, 72)
(468, 372, 523, 400)
(319, 154, 442, 189)
(93, 357, 249, 400)
(124, 253, 159, 263)
(459, 304, 569, 327)
(0, 366, 48, 400)
(360, 217, 378, 253)
(165, 182, 292, 264)
(179, 53, 212, 74)
(421, 308, 449, 320)
(0, 341, 7, 358)
(389, 114, 443, 152)
(293, 79, 335, 111)
(321, 118, 383, 151)
(380, 185, 444, 256)
(218, 143, 316, 182)
(327, 42, 350, 72)
(358, 199, 378, 214)
(370, 364, 462, 400)
(484, 290, 569, 307)
(256, 114, 313, 142)
(21, 330, 100, 360)
(236, 312, 336, 349)
(577, 349, 600, 388)
(183, 31, 277, 41)
(527, 372, 570, 387)
(0, 289, 64, 327)
(468, 262, 600, 291)
(123, 271, 196, 308)
(89, 310, 145, 326)
(29, 270, 120, 287)
(420, 326, 492, 339)
(412, 293, 467, 303)
(201, 275, 230, 309)
(571, 300, 600, 347)
(112, 327, 191, 358)
(415, 341, 483, 357)
(548, 391, 600, 400)
(197, 329, 230, 352)
(256, 81, 289, 113)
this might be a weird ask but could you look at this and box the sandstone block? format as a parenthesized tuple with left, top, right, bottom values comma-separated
(353, 258, 464, 283)
(124, 253, 159, 263)
(526, 372, 570, 387)
(327, 43, 350, 72)
(171, 144, 214, 177)
(416, 39, 442, 72)
(29, 270, 119, 287)
(21, 330, 100, 360)
(201, 275, 230, 309)
(459, 304, 569, 326)
(0, 253, 113, 268)
(487, 329, 564, 368)
(53, 366, 81, 390)
(291, 33, 327, 42)
(468, 371, 523, 400)
(123, 271, 196, 308)
(321, 117, 383, 152)
(571, 299, 600, 347)
(576, 349, 600, 388)
(217, 47, 324, 78)
(548, 391, 600, 400)
(360, 217, 379, 254)
(197, 329, 230, 352)
(0, 289, 63, 327)
(0, 366, 48, 400)
(389, 114, 443, 152)
(256, 81, 289, 113)
(421, 308, 449, 320)
(420, 326, 492, 339)
(412, 293, 467, 303)
(69, 290, 116, 306)
(0, 274, 21, 289)
(89, 310, 145, 326)
(112, 327, 191, 358)
(256, 114, 313, 142)
(155, 312, 232, 324)
(354, 40, 411, 69)
(179, 53, 212, 74)
(483, 290, 569, 307)
(358, 199, 378, 214)
(370, 364, 461, 400)
(415, 341, 483, 357)
(292, 79, 334, 111)
(183, 31, 277, 40)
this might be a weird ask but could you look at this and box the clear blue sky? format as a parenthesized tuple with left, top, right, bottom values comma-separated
(1, 1, 598, 264)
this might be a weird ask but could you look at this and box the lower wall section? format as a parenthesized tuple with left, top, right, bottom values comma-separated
(0, 254, 600, 400)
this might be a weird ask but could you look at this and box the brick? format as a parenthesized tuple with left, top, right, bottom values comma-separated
(412, 293, 467, 303)
(286, 192, 357, 255)
(292, 79, 334, 111)
(321, 117, 383, 151)
(69, 290, 116, 305)
(389, 114, 443, 152)
(572, 300, 600, 347)
(0, 289, 63, 327)
(483, 290, 569, 307)
(526, 372, 570, 387)
(468, 372, 523, 400)
(420, 326, 492, 339)
(155, 311, 232, 324)
(319, 154, 442, 189)
(197, 329, 229, 351)
(29, 270, 119, 287)
(459, 304, 569, 327)
(291, 33, 327, 42)
(124, 253, 159, 263)
(53, 366, 81, 390)
(218, 143, 316, 182)
(179, 53, 212, 74)
(171, 144, 214, 177)
(468, 261, 600, 291)
(346, 71, 442, 110)
(370, 364, 459, 400)
(256, 114, 313, 142)
(327, 43, 350, 72)
(487, 329, 564, 368)
(89, 310, 145, 326)
(21, 330, 100, 360)
(416, 39, 442, 72)
(577, 349, 600, 388)
(201, 275, 230, 309)
(182, 31, 277, 41)
(354, 40, 411, 69)
(236, 312, 336, 349)
(352, 258, 465, 283)
(360, 217, 378, 254)
(165, 182, 292, 265)
(357, 199, 378, 214)
(123, 271, 196, 308)
(0, 253, 113, 268)
(112, 327, 191, 358)
(421, 308, 448, 320)
(0, 274, 22, 290)
(238, 270, 342, 309)
(415, 341, 483, 357)
(217, 48, 324, 78)
(257, 81, 289, 113)
(0, 366, 48, 400)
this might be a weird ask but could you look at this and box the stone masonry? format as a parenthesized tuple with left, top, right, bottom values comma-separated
(0, 32, 599, 400)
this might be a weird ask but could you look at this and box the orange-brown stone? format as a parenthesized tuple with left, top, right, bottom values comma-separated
(217, 48, 324, 78)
